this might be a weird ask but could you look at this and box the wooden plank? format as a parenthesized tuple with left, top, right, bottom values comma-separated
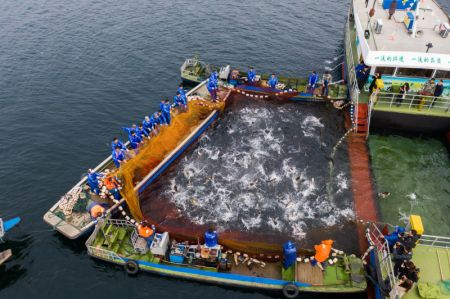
(296, 262, 324, 285)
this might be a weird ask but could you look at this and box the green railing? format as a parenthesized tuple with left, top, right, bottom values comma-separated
(370, 92, 450, 115)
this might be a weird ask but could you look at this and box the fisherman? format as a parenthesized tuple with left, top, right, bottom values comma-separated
(282, 241, 297, 269)
(122, 124, 138, 139)
(399, 230, 420, 249)
(88, 202, 106, 219)
(112, 146, 126, 168)
(149, 112, 162, 134)
(142, 116, 154, 135)
(103, 175, 122, 200)
(311, 239, 333, 271)
(204, 227, 218, 247)
(321, 71, 333, 97)
(111, 137, 127, 152)
(210, 71, 219, 88)
(129, 130, 144, 152)
(137, 220, 156, 246)
(157, 110, 167, 126)
(267, 73, 278, 89)
(177, 84, 189, 111)
(178, 83, 187, 99)
(87, 169, 103, 195)
(207, 78, 218, 102)
(307, 71, 319, 94)
(137, 123, 150, 139)
(247, 67, 256, 85)
(162, 99, 172, 125)
(392, 242, 412, 276)
(173, 92, 187, 112)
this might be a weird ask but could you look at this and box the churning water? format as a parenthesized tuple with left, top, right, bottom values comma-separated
(141, 97, 355, 245)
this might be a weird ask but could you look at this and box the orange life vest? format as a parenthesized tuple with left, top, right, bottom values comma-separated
(138, 224, 154, 238)
(90, 205, 105, 218)
(314, 240, 333, 263)
(103, 176, 119, 190)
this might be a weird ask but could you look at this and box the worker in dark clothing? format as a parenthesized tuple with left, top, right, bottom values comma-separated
(392, 242, 412, 276)
(431, 79, 445, 107)
(400, 230, 420, 249)
(369, 73, 380, 95)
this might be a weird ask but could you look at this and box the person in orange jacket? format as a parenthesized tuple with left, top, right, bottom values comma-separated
(311, 239, 334, 271)
(137, 221, 156, 247)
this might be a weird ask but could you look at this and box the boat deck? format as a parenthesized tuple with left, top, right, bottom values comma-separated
(403, 244, 450, 299)
(353, 0, 450, 54)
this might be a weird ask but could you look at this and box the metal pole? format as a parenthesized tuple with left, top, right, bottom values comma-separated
(412, 0, 420, 38)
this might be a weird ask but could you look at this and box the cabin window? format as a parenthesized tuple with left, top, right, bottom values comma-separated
(434, 70, 450, 80)
(396, 68, 434, 78)
(374, 67, 395, 76)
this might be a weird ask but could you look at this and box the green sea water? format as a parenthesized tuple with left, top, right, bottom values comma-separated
(368, 135, 450, 236)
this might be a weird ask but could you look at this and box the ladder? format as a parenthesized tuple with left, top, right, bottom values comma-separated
(355, 103, 369, 134)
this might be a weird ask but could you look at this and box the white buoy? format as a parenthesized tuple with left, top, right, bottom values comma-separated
(121, 211, 126, 216)
(118, 206, 123, 211)
(125, 216, 131, 221)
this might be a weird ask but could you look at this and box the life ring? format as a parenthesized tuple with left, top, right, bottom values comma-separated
(282, 283, 299, 299)
(124, 260, 139, 276)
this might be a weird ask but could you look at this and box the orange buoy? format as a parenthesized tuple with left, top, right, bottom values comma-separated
(90, 205, 105, 218)
(314, 240, 334, 263)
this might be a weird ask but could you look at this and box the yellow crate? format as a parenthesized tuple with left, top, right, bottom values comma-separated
(409, 215, 424, 235)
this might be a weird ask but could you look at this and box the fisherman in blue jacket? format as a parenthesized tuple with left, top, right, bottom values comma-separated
(209, 71, 219, 88)
(207, 78, 218, 102)
(247, 67, 256, 85)
(267, 73, 278, 89)
(87, 169, 103, 194)
(111, 137, 127, 152)
(122, 124, 138, 138)
(178, 83, 187, 98)
(112, 146, 126, 168)
(137, 123, 150, 139)
(307, 71, 319, 94)
(142, 116, 153, 135)
(129, 131, 143, 151)
(162, 99, 172, 125)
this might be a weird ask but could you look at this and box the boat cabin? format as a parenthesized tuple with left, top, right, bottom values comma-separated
(346, 0, 450, 133)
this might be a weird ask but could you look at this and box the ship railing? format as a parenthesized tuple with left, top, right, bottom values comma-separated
(345, 9, 362, 133)
(369, 92, 450, 114)
(86, 218, 134, 262)
(417, 234, 450, 249)
(366, 222, 399, 297)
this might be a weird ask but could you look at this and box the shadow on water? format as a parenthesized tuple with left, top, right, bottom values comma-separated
(0, 237, 31, 289)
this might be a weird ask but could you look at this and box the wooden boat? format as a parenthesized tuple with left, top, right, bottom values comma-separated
(86, 218, 367, 298)
(43, 81, 227, 239)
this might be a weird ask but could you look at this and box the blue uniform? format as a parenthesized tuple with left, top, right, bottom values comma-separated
(204, 230, 218, 247)
(178, 86, 187, 98)
(87, 172, 103, 194)
(173, 95, 182, 106)
(209, 73, 218, 88)
(248, 69, 256, 83)
(142, 119, 153, 133)
(111, 140, 126, 152)
(137, 127, 149, 138)
(207, 79, 218, 100)
(112, 150, 126, 168)
(162, 103, 171, 125)
(283, 241, 297, 269)
(122, 126, 137, 138)
(308, 73, 319, 88)
(268, 76, 278, 89)
(129, 134, 142, 149)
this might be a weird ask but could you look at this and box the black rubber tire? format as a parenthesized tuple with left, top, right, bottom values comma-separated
(124, 260, 139, 276)
(282, 283, 299, 299)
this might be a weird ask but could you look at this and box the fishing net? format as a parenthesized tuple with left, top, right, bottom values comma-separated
(119, 99, 224, 221)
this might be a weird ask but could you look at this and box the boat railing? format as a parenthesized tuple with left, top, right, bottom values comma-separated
(86, 218, 134, 262)
(417, 234, 450, 249)
(369, 92, 450, 114)
(345, 10, 361, 133)
(366, 222, 399, 297)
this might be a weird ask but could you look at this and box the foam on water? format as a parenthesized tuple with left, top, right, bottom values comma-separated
(142, 99, 354, 239)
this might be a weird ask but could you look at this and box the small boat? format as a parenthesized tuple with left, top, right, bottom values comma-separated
(181, 57, 348, 101)
(0, 216, 21, 239)
(180, 56, 215, 84)
(86, 218, 367, 298)
(0, 249, 12, 266)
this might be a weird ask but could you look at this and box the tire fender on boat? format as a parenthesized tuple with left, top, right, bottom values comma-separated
(282, 282, 299, 299)
(124, 260, 139, 276)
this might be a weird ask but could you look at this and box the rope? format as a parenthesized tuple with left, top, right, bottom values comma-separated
(333, 100, 353, 110)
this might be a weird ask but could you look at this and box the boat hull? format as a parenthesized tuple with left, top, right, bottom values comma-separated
(89, 253, 366, 295)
